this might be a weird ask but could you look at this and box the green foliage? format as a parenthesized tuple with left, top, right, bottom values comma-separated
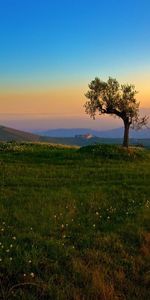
(0, 143, 150, 299)
(85, 77, 139, 120)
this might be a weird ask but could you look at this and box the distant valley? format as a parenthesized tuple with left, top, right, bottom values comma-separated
(32, 127, 150, 139)
(0, 125, 150, 148)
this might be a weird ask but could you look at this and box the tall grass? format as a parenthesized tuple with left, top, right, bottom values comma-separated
(0, 143, 150, 299)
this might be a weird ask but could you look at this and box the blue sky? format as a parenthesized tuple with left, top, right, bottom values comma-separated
(0, 0, 150, 129)
(0, 0, 150, 83)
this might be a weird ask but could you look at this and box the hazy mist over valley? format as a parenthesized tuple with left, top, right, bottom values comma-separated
(0, 108, 149, 133)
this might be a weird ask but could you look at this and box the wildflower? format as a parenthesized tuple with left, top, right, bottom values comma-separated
(0, 258, 2, 262)
(9, 257, 13, 261)
(10, 244, 13, 248)
(30, 227, 33, 231)
(23, 274, 26, 277)
(1, 228, 4, 232)
(61, 224, 64, 229)
(12, 236, 16, 240)
(28, 260, 32, 264)
(96, 212, 99, 215)
(93, 224, 96, 228)
(6, 249, 10, 253)
(30, 272, 35, 277)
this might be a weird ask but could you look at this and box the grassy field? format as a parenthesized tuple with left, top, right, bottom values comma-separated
(41, 136, 150, 149)
(0, 142, 150, 300)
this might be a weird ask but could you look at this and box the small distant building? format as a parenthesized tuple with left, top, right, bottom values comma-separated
(75, 133, 94, 139)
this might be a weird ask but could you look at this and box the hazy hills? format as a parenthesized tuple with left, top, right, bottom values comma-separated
(0, 125, 41, 142)
(33, 127, 150, 139)
(0, 125, 149, 148)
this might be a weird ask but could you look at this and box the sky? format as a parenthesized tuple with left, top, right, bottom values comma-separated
(0, 0, 150, 130)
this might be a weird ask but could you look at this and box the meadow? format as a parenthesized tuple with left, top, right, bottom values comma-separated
(0, 142, 150, 300)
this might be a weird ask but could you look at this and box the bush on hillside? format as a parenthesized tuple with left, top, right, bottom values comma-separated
(79, 144, 147, 160)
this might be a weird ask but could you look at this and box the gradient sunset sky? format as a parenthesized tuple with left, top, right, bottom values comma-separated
(0, 0, 150, 130)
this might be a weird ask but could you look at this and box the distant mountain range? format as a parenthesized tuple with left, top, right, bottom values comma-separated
(0, 125, 150, 148)
(32, 127, 150, 139)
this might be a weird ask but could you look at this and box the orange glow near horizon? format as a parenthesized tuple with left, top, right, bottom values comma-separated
(120, 71, 150, 108)
(0, 73, 150, 118)
(0, 87, 85, 116)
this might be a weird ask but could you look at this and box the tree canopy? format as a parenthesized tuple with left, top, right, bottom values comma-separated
(85, 77, 148, 147)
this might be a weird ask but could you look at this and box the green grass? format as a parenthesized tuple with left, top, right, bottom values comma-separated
(0, 142, 150, 300)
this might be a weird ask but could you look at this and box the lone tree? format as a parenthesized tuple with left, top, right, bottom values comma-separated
(85, 77, 148, 147)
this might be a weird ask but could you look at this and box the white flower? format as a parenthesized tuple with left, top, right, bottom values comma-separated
(30, 272, 34, 277)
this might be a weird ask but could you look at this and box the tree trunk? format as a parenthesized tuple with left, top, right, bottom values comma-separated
(123, 121, 130, 147)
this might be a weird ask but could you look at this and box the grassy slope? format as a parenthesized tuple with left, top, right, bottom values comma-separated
(41, 136, 150, 148)
(0, 143, 150, 300)
(0, 126, 41, 142)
